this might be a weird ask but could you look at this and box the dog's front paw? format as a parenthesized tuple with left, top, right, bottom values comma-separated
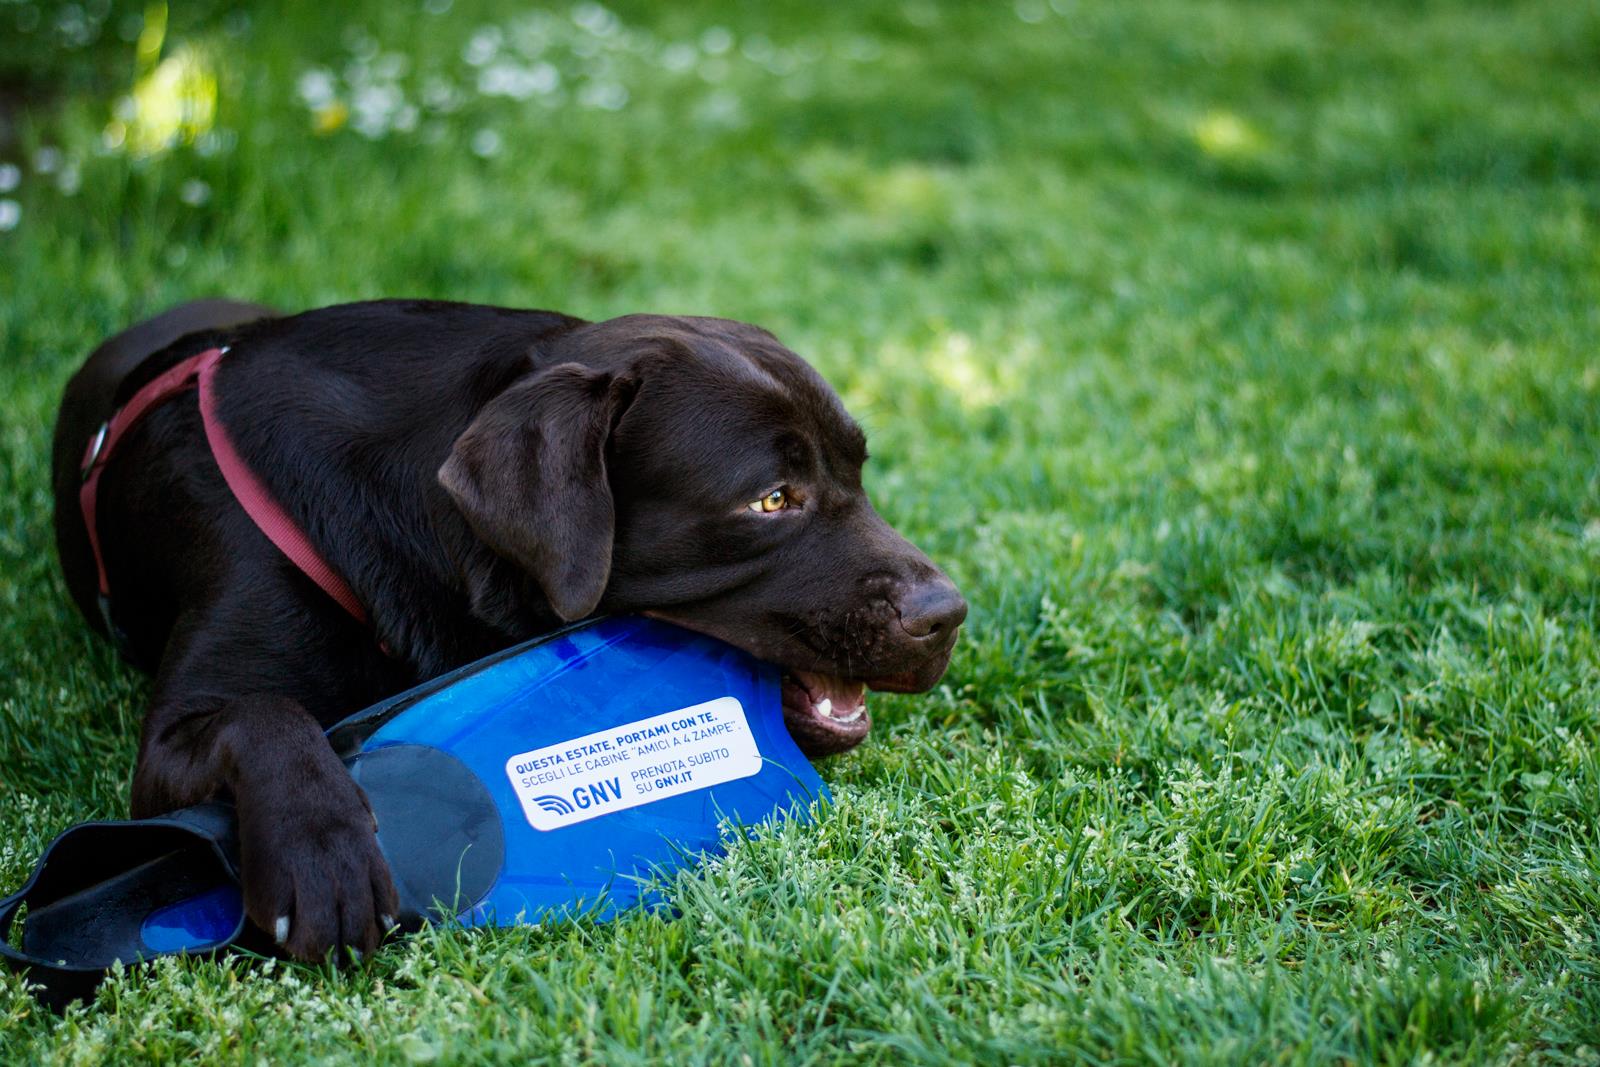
(236, 767, 400, 962)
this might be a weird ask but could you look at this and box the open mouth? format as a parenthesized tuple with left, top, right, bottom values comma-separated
(781, 670, 871, 757)
(640, 608, 958, 758)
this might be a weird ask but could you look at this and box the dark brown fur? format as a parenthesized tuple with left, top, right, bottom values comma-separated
(52, 299, 965, 960)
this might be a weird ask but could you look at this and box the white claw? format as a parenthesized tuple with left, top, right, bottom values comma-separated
(816, 698, 832, 717)
(274, 916, 290, 944)
(380, 914, 397, 932)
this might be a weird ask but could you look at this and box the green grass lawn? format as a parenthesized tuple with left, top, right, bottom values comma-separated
(3, 0, 1600, 1061)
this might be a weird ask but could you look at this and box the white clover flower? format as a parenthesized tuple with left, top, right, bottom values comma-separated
(0, 163, 18, 192)
(528, 62, 560, 94)
(351, 83, 404, 138)
(578, 81, 627, 110)
(659, 42, 697, 72)
(0, 199, 20, 232)
(421, 78, 462, 112)
(464, 26, 503, 67)
(1015, 0, 1048, 22)
(344, 30, 379, 61)
(479, 61, 559, 100)
(297, 68, 337, 108)
(572, 3, 619, 37)
(180, 179, 211, 206)
(695, 89, 742, 127)
(731, 36, 771, 67)
(471, 128, 503, 157)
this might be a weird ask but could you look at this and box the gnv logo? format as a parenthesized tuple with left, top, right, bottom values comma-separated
(505, 696, 763, 830)
(529, 778, 622, 820)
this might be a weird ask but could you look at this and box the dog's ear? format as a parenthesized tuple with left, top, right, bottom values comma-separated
(438, 362, 637, 622)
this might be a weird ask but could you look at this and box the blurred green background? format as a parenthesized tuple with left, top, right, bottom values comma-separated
(4, 1, 1600, 1062)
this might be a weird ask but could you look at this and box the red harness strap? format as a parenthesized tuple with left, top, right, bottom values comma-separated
(79, 345, 370, 633)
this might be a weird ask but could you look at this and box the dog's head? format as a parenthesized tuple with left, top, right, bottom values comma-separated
(438, 314, 966, 756)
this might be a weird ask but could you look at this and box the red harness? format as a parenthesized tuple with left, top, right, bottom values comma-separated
(79, 346, 370, 638)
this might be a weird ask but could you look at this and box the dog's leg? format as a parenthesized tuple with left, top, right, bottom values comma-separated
(131, 611, 399, 961)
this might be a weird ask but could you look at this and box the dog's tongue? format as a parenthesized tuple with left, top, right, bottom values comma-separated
(790, 670, 867, 722)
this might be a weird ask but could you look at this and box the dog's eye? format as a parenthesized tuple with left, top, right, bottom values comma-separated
(748, 488, 790, 513)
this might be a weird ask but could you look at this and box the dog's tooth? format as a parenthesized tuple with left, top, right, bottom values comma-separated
(816, 698, 832, 717)
(835, 706, 865, 723)
(274, 916, 290, 944)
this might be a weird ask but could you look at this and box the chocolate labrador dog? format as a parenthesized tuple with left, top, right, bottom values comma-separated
(50, 299, 966, 961)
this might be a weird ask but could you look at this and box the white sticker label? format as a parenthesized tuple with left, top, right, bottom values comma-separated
(503, 696, 763, 830)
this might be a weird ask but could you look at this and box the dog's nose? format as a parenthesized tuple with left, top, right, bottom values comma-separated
(897, 580, 968, 641)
